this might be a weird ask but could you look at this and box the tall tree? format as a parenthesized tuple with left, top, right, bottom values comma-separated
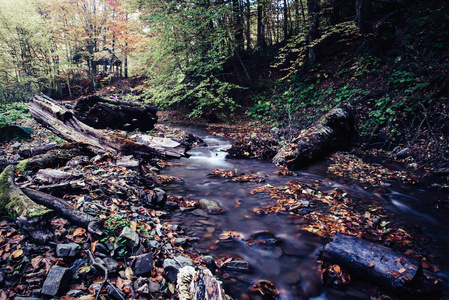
(307, 0, 320, 64)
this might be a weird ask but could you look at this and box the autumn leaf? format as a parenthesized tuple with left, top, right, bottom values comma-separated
(130, 221, 137, 231)
(399, 268, 406, 273)
(73, 227, 86, 237)
(91, 240, 99, 253)
(392, 271, 399, 276)
(11, 249, 23, 258)
(125, 267, 134, 280)
(333, 265, 341, 273)
(368, 263, 375, 268)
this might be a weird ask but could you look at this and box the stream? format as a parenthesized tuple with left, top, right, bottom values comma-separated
(160, 125, 449, 299)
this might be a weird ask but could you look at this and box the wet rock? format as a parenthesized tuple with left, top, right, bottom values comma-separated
(56, 243, 81, 257)
(203, 256, 217, 272)
(134, 252, 154, 277)
(192, 208, 208, 217)
(199, 198, 223, 213)
(117, 155, 140, 170)
(163, 255, 195, 281)
(114, 227, 140, 254)
(225, 260, 250, 272)
(41, 265, 72, 296)
(95, 242, 112, 255)
(152, 188, 167, 206)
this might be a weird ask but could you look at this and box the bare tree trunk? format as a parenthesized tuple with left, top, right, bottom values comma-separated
(257, 0, 266, 48)
(307, 0, 320, 64)
(357, 0, 372, 33)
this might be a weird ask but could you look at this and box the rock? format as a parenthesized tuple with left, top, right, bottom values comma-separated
(146, 239, 161, 249)
(199, 199, 223, 213)
(163, 255, 195, 281)
(174, 237, 188, 246)
(114, 227, 140, 255)
(396, 147, 411, 158)
(14, 298, 44, 300)
(41, 265, 72, 296)
(101, 257, 119, 273)
(134, 252, 154, 277)
(225, 260, 250, 272)
(66, 289, 84, 297)
(148, 279, 162, 292)
(152, 188, 167, 206)
(192, 208, 208, 217)
(70, 258, 88, 273)
(108, 285, 126, 300)
(11, 142, 22, 149)
(116, 155, 140, 170)
(66, 155, 90, 167)
(56, 243, 81, 258)
(203, 256, 217, 272)
(0, 125, 32, 142)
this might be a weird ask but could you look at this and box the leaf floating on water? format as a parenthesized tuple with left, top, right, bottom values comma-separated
(368, 263, 375, 268)
(392, 271, 399, 276)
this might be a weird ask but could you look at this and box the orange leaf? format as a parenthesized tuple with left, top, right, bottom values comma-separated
(392, 271, 399, 276)
(73, 227, 86, 237)
(91, 240, 99, 253)
(333, 265, 341, 273)
(399, 268, 406, 273)
(11, 249, 23, 258)
(130, 221, 137, 232)
(368, 263, 375, 268)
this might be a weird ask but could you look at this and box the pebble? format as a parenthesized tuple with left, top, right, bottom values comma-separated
(41, 265, 72, 296)
(134, 252, 154, 277)
(56, 243, 81, 257)
(163, 256, 195, 281)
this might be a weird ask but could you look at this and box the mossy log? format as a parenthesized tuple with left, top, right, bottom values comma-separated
(273, 104, 355, 169)
(0, 165, 54, 243)
(29, 94, 186, 158)
(73, 95, 157, 131)
(323, 233, 442, 298)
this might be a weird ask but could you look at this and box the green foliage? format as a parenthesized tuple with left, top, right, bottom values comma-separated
(103, 214, 130, 238)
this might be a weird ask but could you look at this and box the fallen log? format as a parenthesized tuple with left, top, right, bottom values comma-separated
(29, 94, 186, 158)
(273, 104, 355, 169)
(322, 233, 442, 298)
(18, 143, 88, 172)
(22, 188, 104, 236)
(0, 165, 54, 243)
(73, 95, 157, 132)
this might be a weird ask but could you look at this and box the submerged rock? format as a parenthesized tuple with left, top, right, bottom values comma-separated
(199, 198, 223, 213)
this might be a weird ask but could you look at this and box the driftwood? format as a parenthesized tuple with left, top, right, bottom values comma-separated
(322, 233, 442, 298)
(273, 104, 355, 169)
(73, 95, 157, 132)
(0, 165, 54, 243)
(29, 94, 187, 159)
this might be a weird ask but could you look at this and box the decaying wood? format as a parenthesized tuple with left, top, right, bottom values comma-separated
(29, 94, 186, 159)
(18, 143, 88, 172)
(0, 165, 54, 243)
(273, 104, 355, 169)
(74, 95, 157, 132)
(322, 233, 442, 298)
(177, 266, 227, 300)
(22, 188, 104, 236)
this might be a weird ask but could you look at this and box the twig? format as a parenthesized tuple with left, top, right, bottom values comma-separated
(87, 250, 109, 300)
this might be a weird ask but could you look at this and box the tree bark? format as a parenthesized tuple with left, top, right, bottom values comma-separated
(73, 95, 157, 132)
(322, 233, 442, 298)
(357, 0, 372, 33)
(29, 94, 187, 159)
(273, 104, 355, 169)
(307, 0, 320, 64)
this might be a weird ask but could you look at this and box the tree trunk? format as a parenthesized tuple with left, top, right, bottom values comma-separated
(322, 233, 442, 298)
(257, 0, 266, 48)
(307, 0, 320, 64)
(73, 95, 157, 132)
(0, 165, 54, 243)
(273, 104, 355, 169)
(357, 0, 372, 33)
(29, 94, 187, 158)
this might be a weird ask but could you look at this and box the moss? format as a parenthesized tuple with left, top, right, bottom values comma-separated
(0, 165, 51, 219)
(16, 159, 29, 173)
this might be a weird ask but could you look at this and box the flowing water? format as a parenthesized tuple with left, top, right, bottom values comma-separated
(160, 125, 449, 299)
